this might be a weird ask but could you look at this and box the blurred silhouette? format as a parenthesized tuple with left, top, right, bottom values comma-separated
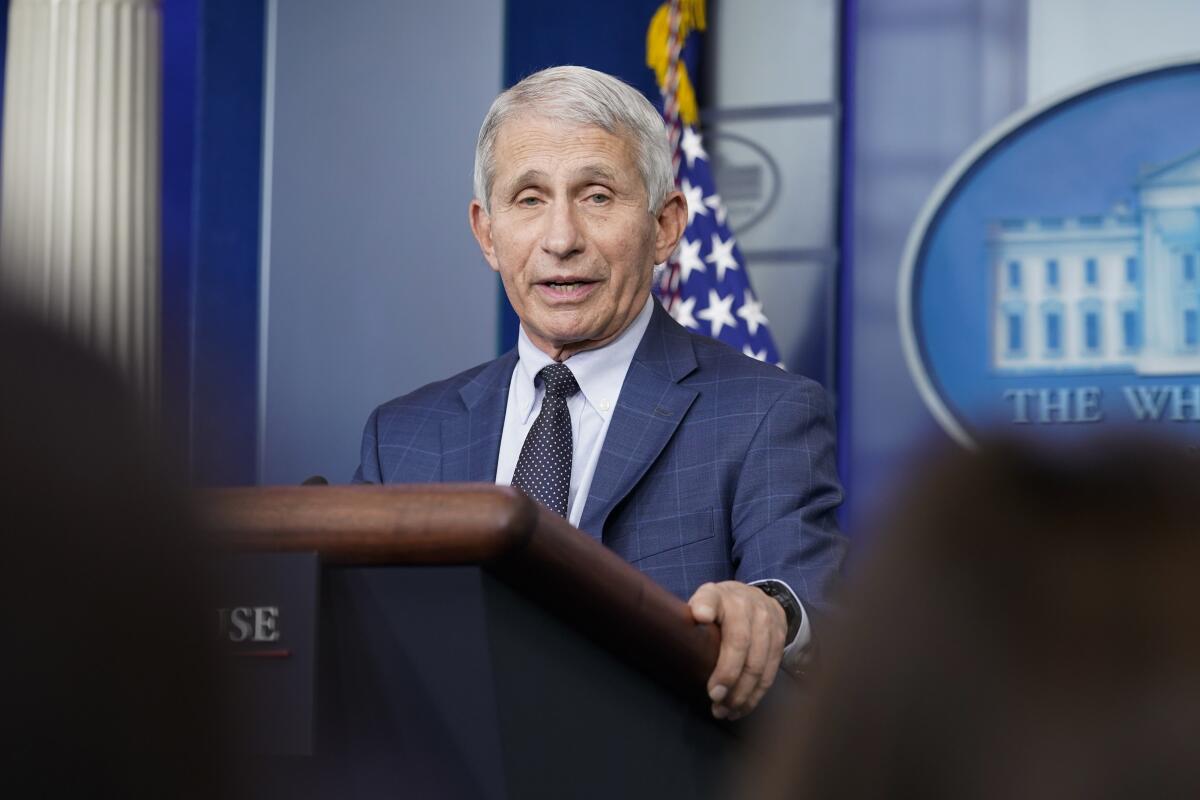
(744, 436, 1200, 799)
(0, 301, 221, 797)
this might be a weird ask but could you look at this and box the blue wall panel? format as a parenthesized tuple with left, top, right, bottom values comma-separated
(161, 0, 199, 472)
(163, 0, 265, 486)
(259, 0, 502, 486)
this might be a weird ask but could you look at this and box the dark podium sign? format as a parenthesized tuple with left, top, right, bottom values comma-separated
(217, 552, 319, 756)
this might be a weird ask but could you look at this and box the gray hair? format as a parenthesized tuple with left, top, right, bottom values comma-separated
(473, 65, 674, 214)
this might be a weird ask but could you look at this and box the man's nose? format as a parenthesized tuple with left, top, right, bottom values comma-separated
(540, 200, 584, 259)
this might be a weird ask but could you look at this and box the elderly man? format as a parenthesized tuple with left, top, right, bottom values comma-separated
(354, 66, 845, 719)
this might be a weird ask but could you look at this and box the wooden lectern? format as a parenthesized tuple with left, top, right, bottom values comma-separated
(202, 484, 742, 800)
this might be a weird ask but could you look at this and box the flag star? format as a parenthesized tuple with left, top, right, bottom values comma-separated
(680, 126, 707, 168)
(705, 233, 740, 282)
(697, 290, 736, 338)
(681, 178, 708, 226)
(703, 193, 727, 226)
(670, 294, 699, 329)
(737, 290, 769, 336)
(675, 237, 705, 283)
(742, 344, 768, 362)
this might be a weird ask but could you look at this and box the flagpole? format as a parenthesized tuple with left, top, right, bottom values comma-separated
(657, 0, 685, 311)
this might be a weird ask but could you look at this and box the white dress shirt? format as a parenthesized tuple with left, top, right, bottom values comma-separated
(495, 296, 811, 665)
(495, 296, 654, 526)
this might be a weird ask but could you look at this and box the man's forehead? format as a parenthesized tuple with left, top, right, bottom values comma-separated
(492, 123, 639, 199)
(492, 114, 633, 165)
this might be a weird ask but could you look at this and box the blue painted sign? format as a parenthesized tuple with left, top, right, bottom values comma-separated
(900, 59, 1200, 444)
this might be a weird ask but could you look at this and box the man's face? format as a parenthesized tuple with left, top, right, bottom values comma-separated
(470, 115, 685, 360)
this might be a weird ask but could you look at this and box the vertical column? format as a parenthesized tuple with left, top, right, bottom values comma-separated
(1139, 211, 1175, 360)
(0, 0, 161, 403)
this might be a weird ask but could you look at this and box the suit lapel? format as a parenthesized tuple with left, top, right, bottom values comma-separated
(578, 304, 698, 539)
(441, 349, 518, 483)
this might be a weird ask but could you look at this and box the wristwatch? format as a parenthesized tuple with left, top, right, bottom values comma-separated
(755, 580, 801, 643)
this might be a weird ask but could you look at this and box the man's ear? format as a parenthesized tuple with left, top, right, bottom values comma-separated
(469, 199, 500, 273)
(653, 190, 687, 264)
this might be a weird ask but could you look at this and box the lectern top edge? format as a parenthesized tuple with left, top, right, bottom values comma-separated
(198, 483, 539, 564)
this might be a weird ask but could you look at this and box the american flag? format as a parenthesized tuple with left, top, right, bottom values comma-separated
(656, 124, 784, 368)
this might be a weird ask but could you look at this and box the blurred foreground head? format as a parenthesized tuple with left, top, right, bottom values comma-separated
(0, 302, 219, 796)
(752, 437, 1200, 799)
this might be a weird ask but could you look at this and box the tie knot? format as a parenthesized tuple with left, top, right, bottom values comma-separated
(538, 363, 580, 400)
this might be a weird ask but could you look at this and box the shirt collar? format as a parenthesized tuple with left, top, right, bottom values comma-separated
(513, 295, 655, 424)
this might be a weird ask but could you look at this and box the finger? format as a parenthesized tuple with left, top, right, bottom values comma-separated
(724, 656, 780, 721)
(706, 591, 751, 705)
(735, 637, 784, 719)
(738, 664, 780, 719)
(726, 603, 772, 710)
(728, 598, 787, 718)
(688, 582, 722, 624)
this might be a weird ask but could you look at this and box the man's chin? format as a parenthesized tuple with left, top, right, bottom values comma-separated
(526, 324, 610, 360)
(532, 315, 598, 346)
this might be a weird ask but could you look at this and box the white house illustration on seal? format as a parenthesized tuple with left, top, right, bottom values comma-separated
(990, 147, 1200, 376)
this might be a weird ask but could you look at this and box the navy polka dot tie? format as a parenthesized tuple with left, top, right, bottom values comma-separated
(512, 363, 580, 518)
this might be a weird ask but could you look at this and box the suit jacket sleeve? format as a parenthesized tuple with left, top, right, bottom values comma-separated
(729, 376, 845, 616)
(351, 406, 382, 484)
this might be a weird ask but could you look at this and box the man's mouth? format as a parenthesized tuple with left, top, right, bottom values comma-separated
(537, 278, 599, 298)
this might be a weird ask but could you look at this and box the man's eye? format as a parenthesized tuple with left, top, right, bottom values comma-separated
(518, 196, 540, 206)
(588, 193, 610, 204)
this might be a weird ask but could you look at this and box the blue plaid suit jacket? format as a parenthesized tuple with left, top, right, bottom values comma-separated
(353, 302, 846, 611)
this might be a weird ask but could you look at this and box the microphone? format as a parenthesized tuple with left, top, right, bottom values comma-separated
(301, 475, 329, 486)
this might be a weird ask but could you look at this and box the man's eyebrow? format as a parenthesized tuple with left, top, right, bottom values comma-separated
(508, 169, 548, 190)
(504, 165, 619, 192)
(578, 165, 618, 184)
